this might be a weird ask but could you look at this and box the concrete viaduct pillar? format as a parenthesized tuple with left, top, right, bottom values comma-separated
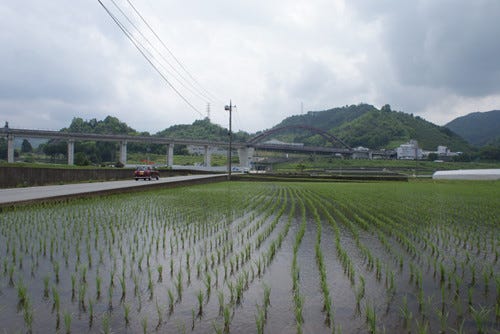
(166, 143, 174, 167)
(204, 145, 211, 167)
(119, 141, 127, 165)
(67, 139, 75, 165)
(237, 146, 255, 168)
(7, 134, 14, 163)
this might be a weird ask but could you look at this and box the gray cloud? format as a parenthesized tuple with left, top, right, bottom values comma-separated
(350, 0, 500, 97)
(0, 0, 498, 133)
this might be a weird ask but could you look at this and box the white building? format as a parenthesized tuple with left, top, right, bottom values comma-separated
(437, 146, 450, 155)
(352, 146, 371, 159)
(396, 140, 423, 160)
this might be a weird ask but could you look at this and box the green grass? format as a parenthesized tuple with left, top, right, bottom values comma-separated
(271, 156, 500, 175)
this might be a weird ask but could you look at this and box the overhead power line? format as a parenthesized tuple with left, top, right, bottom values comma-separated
(98, 0, 204, 117)
(108, 0, 214, 104)
(125, 0, 223, 105)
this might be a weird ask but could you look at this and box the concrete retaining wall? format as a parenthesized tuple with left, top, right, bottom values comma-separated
(0, 166, 212, 188)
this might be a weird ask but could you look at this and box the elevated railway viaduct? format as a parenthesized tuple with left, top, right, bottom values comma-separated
(1, 125, 395, 167)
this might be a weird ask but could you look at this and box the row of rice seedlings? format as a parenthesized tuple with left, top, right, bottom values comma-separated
(194, 190, 281, 283)
(291, 193, 307, 333)
(209, 186, 289, 323)
(212, 186, 293, 332)
(311, 189, 396, 331)
(307, 189, 389, 288)
(255, 283, 272, 334)
(298, 193, 334, 329)
(186, 184, 284, 324)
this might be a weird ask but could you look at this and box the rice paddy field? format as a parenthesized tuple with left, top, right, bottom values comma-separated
(0, 180, 499, 333)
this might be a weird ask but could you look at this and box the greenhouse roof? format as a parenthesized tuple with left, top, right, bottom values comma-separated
(432, 169, 500, 180)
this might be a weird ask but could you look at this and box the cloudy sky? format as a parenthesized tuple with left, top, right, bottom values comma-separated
(1, 0, 500, 134)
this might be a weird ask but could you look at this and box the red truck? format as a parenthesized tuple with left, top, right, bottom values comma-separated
(134, 166, 160, 181)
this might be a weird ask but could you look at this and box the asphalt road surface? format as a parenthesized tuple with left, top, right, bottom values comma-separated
(0, 174, 227, 208)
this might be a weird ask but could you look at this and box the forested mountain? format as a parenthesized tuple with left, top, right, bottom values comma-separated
(156, 118, 250, 142)
(272, 104, 470, 151)
(445, 110, 500, 146)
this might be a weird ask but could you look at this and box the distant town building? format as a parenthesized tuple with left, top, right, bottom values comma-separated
(396, 140, 423, 160)
(421, 145, 461, 160)
(352, 146, 371, 159)
(437, 145, 450, 155)
(398, 142, 461, 160)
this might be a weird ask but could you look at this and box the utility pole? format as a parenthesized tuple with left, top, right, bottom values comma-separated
(225, 101, 234, 180)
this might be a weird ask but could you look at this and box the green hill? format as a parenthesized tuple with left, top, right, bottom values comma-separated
(271, 104, 471, 152)
(156, 118, 250, 142)
(445, 110, 500, 146)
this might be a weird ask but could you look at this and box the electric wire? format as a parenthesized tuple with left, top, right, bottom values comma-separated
(125, 0, 224, 105)
(98, 0, 204, 117)
(108, 0, 214, 104)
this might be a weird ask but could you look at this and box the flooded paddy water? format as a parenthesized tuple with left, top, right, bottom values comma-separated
(0, 181, 499, 333)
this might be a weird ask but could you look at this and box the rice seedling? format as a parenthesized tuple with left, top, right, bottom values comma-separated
(400, 295, 412, 329)
(78, 283, 87, 311)
(7, 264, 15, 286)
(205, 273, 212, 299)
(102, 312, 111, 334)
(23, 297, 33, 334)
(218, 291, 225, 315)
(70, 274, 76, 300)
(191, 308, 196, 330)
(119, 274, 126, 301)
(141, 316, 148, 334)
(88, 298, 94, 327)
(434, 306, 449, 333)
(16, 280, 28, 308)
(155, 299, 164, 329)
(263, 283, 271, 311)
(64, 311, 72, 334)
(197, 290, 204, 316)
(213, 321, 224, 334)
(414, 319, 429, 334)
(95, 273, 102, 299)
(108, 280, 114, 310)
(223, 305, 231, 333)
(123, 303, 131, 326)
(176, 270, 183, 301)
(255, 305, 265, 334)
(470, 305, 490, 334)
(53, 260, 60, 284)
(365, 301, 377, 334)
(43, 275, 50, 298)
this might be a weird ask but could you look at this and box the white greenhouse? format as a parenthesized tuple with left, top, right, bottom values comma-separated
(432, 169, 500, 180)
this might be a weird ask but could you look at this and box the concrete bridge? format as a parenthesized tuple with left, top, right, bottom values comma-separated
(0, 125, 252, 167)
(1, 124, 395, 167)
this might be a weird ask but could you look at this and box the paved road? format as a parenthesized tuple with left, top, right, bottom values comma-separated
(0, 174, 227, 208)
